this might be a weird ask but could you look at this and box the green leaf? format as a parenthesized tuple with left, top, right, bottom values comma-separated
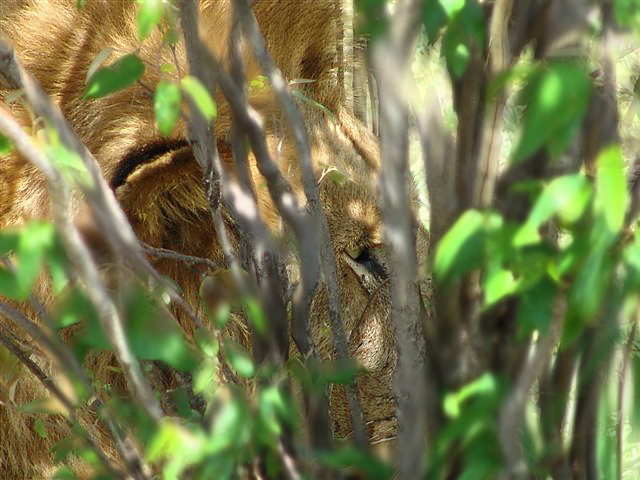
(193, 357, 218, 395)
(615, 0, 640, 29)
(154, 81, 181, 136)
(434, 210, 502, 285)
(84, 54, 144, 99)
(181, 76, 217, 121)
(136, 0, 165, 41)
(85, 47, 114, 83)
(244, 297, 266, 336)
(53, 466, 77, 480)
(443, 372, 498, 418)
(0, 132, 12, 153)
(483, 268, 518, 308)
(564, 252, 614, 345)
(441, 0, 486, 79)
(318, 358, 364, 385)
(513, 174, 592, 246)
(125, 291, 200, 371)
(421, 0, 448, 43)
(516, 276, 556, 337)
(319, 448, 394, 480)
(193, 328, 219, 357)
(594, 146, 626, 241)
(512, 61, 592, 163)
(223, 339, 255, 378)
(34, 417, 48, 439)
(45, 129, 93, 187)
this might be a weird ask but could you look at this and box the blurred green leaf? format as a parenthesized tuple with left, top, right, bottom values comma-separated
(517, 276, 556, 337)
(84, 53, 144, 99)
(615, 0, 640, 29)
(319, 448, 394, 480)
(0, 132, 12, 153)
(136, 0, 164, 41)
(154, 81, 181, 136)
(594, 146, 626, 242)
(194, 328, 219, 358)
(223, 340, 255, 378)
(45, 130, 93, 187)
(125, 290, 200, 371)
(181, 76, 217, 121)
(564, 252, 614, 345)
(483, 268, 518, 308)
(514, 174, 592, 246)
(434, 210, 502, 285)
(193, 357, 218, 396)
(442, 0, 486, 79)
(53, 466, 77, 480)
(318, 358, 364, 385)
(244, 297, 266, 336)
(421, 0, 448, 43)
(443, 372, 497, 418)
(512, 62, 591, 163)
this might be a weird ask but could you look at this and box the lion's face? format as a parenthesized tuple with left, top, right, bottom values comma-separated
(0, 0, 419, 475)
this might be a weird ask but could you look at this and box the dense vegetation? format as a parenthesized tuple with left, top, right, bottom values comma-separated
(1, 0, 640, 479)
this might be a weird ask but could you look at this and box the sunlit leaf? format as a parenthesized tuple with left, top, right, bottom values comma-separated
(193, 357, 218, 395)
(136, 0, 165, 41)
(443, 373, 497, 418)
(223, 340, 255, 378)
(84, 53, 144, 99)
(181, 76, 217, 121)
(483, 268, 518, 308)
(193, 328, 219, 358)
(434, 210, 502, 285)
(244, 297, 266, 336)
(513, 174, 592, 246)
(512, 62, 591, 163)
(154, 81, 181, 136)
(594, 145, 626, 242)
(441, 0, 485, 79)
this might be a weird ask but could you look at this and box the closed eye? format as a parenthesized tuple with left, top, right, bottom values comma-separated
(353, 249, 387, 280)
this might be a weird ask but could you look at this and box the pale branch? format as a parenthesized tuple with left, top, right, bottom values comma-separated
(498, 292, 566, 480)
(239, 0, 368, 449)
(0, 106, 163, 422)
(179, 0, 289, 367)
(472, 0, 514, 208)
(617, 316, 637, 480)
(372, 0, 427, 478)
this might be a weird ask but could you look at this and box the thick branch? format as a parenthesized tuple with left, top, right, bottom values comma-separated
(372, 0, 427, 478)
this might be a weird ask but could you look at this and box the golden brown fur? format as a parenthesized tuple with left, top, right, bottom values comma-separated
(0, 1, 403, 477)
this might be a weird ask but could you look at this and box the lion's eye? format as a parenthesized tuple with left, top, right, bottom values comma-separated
(353, 249, 387, 280)
(343, 246, 388, 294)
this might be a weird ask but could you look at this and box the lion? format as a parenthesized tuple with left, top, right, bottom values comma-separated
(0, 1, 416, 477)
